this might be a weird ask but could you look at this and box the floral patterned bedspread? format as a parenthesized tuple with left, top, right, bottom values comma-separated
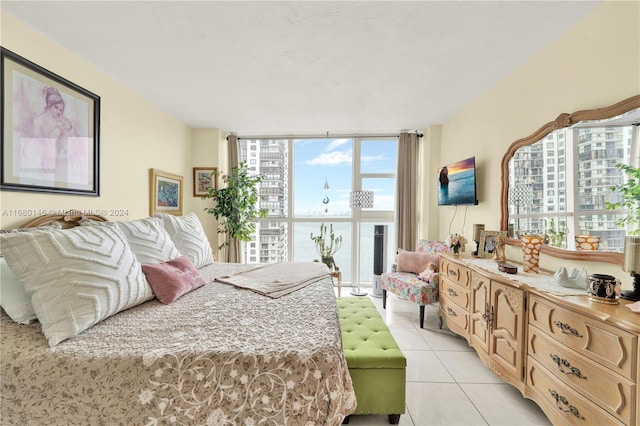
(1, 262, 356, 425)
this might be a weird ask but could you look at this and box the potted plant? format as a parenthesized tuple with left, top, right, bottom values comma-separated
(310, 223, 343, 270)
(202, 162, 267, 262)
(606, 163, 640, 235)
(543, 218, 567, 248)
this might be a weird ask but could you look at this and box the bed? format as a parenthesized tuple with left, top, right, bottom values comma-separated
(0, 212, 356, 425)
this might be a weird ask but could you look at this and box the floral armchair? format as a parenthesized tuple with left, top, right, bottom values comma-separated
(381, 240, 449, 328)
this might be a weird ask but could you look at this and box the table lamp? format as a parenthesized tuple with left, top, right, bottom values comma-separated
(472, 224, 484, 256)
(622, 236, 640, 301)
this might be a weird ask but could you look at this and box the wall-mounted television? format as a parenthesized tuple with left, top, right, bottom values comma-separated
(437, 156, 478, 206)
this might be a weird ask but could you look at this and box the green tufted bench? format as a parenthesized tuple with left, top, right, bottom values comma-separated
(337, 297, 406, 424)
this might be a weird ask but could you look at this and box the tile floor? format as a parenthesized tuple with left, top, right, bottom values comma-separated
(338, 287, 552, 426)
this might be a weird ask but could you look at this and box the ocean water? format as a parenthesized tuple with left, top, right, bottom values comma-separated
(282, 222, 394, 286)
(438, 169, 477, 205)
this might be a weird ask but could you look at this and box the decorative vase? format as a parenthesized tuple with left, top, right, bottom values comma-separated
(452, 245, 460, 256)
(521, 235, 542, 273)
(575, 235, 600, 251)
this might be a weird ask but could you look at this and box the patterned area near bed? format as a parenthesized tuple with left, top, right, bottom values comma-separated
(1, 262, 356, 425)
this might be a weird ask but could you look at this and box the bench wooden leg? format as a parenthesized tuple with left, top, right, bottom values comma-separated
(342, 415, 350, 424)
(382, 289, 387, 309)
(419, 305, 425, 328)
(388, 414, 401, 424)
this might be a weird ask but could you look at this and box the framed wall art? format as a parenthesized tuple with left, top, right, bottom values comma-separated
(150, 168, 183, 216)
(193, 167, 217, 197)
(478, 230, 508, 258)
(1, 47, 100, 196)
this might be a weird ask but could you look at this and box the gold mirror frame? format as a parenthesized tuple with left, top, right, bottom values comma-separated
(500, 95, 640, 266)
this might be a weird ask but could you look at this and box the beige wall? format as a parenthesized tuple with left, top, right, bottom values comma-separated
(191, 128, 228, 260)
(0, 12, 202, 229)
(428, 1, 640, 288)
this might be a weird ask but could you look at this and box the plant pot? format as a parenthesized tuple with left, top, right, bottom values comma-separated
(321, 256, 335, 271)
(575, 235, 600, 251)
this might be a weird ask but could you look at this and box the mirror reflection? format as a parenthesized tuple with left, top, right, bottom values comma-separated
(500, 96, 640, 262)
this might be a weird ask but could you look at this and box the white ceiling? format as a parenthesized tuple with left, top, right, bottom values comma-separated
(2, 1, 603, 136)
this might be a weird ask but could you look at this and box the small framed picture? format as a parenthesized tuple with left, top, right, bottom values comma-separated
(478, 230, 507, 258)
(193, 167, 217, 197)
(149, 168, 183, 216)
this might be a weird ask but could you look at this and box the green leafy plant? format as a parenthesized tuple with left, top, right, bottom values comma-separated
(310, 223, 343, 269)
(202, 162, 268, 259)
(544, 218, 567, 247)
(605, 163, 640, 235)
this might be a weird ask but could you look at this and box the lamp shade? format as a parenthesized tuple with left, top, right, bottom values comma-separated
(509, 185, 533, 206)
(349, 190, 374, 209)
(623, 236, 640, 273)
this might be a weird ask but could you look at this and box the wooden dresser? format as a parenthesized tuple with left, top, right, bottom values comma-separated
(438, 253, 639, 426)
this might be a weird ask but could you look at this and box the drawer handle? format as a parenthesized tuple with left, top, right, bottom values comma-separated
(446, 307, 457, 317)
(548, 389, 585, 420)
(447, 288, 458, 297)
(553, 321, 583, 338)
(448, 269, 458, 277)
(550, 354, 587, 379)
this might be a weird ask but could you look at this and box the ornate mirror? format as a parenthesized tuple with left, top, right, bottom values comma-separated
(500, 95, 640, 265)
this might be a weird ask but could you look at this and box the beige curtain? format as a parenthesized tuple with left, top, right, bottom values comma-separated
(395, 132, 419, 251)
(227, 134, 242, 263)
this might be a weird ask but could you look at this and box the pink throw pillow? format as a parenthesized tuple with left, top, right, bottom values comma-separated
(142, 256, 206, 304)
(396, 249, 440, 274)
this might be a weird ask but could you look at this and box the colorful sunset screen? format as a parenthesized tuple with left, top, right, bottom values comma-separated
(437, 156, 478, 206)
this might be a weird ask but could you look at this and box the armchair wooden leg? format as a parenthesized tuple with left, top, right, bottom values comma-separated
(382, 289, 387, 309)
(419, 305, 425, 328)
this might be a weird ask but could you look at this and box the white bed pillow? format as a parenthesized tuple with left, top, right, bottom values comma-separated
(0, 223, 153, 347)
(156, 213, 214, 268)
(0, 221, 64, 325)
(114, 217, 181, 265)
(0, 257, 36, 324)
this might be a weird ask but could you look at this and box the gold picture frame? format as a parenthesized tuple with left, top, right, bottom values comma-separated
(193, 167, 217, 197)
(478, 230, 508, 258)
(149, 168, 183, 216)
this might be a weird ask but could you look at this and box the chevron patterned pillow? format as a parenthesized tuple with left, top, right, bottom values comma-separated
(156, 213, 214, 268)
(0, 223, 153, 347)
(115, 217, 181, 265)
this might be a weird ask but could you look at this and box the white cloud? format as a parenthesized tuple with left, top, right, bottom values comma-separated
(326, 138, 351, 151)
(361, 154, 386, 165)
(306, 150, 352, 165)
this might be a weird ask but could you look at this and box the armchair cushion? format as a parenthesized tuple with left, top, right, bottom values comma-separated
(381, 272, 440, 305)
(396, 249, 439, 274)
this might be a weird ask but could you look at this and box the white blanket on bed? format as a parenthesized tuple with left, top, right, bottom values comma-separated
(215, 261, 330, 298)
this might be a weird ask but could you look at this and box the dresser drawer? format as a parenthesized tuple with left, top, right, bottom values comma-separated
(528, 326, 635, 424)
(527, 357, 626, 426)
(440, 295, 469, 337)
(529, 295, 637, 379)
(439, 258, 470, 289)
(440, 277, 470, 310)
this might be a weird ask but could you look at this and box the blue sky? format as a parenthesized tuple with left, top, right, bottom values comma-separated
(293, 138, 397, 216)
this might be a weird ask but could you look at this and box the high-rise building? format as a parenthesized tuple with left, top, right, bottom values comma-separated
(241, 139, 289, 263)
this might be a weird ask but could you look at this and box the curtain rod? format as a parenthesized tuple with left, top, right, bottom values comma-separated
(227, 132, 423, 141)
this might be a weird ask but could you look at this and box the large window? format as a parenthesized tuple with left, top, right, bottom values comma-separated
(240, 137, 398, 286)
